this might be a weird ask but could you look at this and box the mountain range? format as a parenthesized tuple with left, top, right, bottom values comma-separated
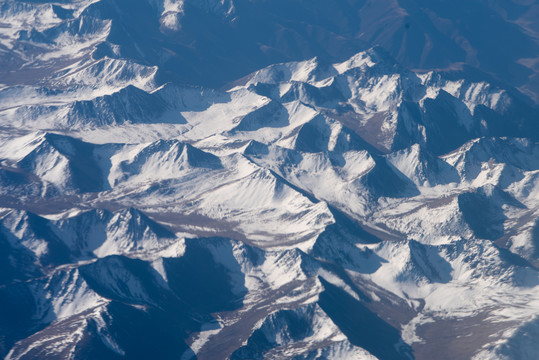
(0, 0, 538, 359)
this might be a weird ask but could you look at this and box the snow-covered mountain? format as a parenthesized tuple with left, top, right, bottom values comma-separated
(0, 1, 538, 359)
(2, 0, 538, 102)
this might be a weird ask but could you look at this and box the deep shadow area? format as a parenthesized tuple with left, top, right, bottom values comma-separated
(311, 226, 386, 275)
(317, 277, 414, 360)
(0, 282, 44, 358)
(458, 186, 525, 241)
(363, 155, 421, 198)
(406, 240, 453, 284)
(97, 301, 197, 360)
(79, 255, 173, 306)
(230, 305, 318, 360)
(420, 91, 474, 156)
(163, 238, 248, 314)
(0, 225, 43, 286)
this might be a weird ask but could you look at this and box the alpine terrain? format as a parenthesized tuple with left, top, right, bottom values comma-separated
(0, 0, 538, 359)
